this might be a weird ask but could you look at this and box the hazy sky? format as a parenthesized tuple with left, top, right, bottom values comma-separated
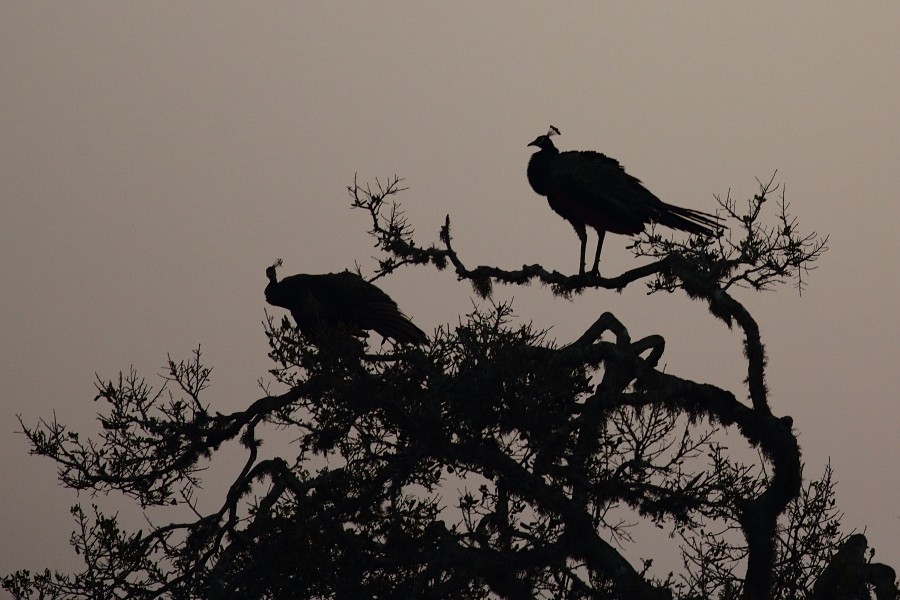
(2, 2, 899, 581)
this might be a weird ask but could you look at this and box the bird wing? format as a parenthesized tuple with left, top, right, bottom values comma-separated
(313, 272, 427, 345)
(547, 151, 662, 235)
(549, 151, 720, 236)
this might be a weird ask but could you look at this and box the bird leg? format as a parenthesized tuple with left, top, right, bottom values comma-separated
(590, 230, 606, 274)
(574, 224, 588, 275)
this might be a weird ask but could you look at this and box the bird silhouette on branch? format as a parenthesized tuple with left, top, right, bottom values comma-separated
(526, 125, 721, 275)
(265, 258, 427, 347)
(348, 166, 825, 299)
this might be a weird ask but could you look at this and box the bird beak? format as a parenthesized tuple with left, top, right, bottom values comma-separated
(527, 139, 539, 147)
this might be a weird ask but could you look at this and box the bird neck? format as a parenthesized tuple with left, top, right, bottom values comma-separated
(527, 146, 558, 196)
(264, 274, 285, 307)
(264, 282, 278, 305)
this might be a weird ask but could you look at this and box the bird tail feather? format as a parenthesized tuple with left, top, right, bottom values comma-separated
(370, 306, 429, 345)
(655, 203, 721, 236)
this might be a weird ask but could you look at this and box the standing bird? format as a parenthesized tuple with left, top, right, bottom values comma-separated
(265, 259, 428, 346)
(527, 126, 721, 275)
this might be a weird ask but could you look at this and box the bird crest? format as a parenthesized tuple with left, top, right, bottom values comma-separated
(528, 125, 561, 149)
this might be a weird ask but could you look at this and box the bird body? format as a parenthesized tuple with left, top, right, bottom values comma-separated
(265, 262, 427, 346)
(527, 127, 720, 274)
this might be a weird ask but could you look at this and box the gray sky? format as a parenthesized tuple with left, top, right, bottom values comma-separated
(2, 2, 899, 580)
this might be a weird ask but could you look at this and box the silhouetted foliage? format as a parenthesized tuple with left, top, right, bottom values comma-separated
(6, 175, 896, 600)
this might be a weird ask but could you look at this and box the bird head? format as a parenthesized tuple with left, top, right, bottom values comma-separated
(528, 125, 561, 149)
(266, 258, 283, 285)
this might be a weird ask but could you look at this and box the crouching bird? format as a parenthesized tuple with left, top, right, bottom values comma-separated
(265, 259, 428, 346)
(527, 126, 721, 275)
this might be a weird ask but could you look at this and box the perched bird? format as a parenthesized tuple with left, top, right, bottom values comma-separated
(265, 259, 428, 346)
(527, 126, 721, 274)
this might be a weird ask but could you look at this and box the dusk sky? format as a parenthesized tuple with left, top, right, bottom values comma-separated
(2, 3, 899, 581)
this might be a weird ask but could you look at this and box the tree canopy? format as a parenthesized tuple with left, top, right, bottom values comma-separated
(5, 176, 896, 600)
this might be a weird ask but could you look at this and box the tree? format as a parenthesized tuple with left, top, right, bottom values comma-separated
(5, 175, 897, 599)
